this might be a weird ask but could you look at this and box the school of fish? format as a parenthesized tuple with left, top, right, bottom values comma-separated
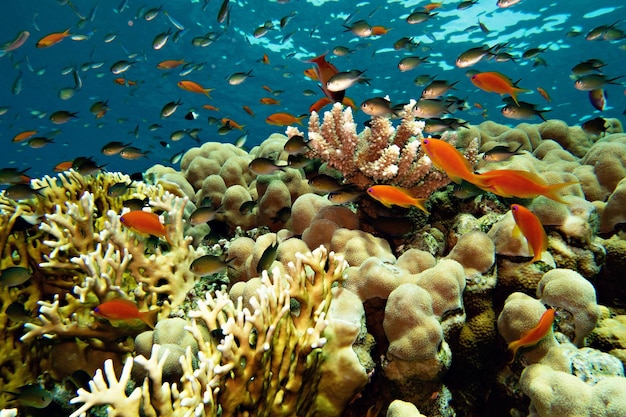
(0, 0, 623, 179)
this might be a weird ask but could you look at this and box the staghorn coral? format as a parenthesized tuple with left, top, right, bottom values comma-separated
(306, 101, 452, 194)
(69, 246, 369, 417)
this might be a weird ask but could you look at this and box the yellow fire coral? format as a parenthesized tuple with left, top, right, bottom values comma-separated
(69, 246, 370, 417)
(0, 170, 199, 405)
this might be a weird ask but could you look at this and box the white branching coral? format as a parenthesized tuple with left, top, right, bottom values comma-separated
(69, 357, 142, 417)
(70, 246, 370, 417)
(306, 101, 451, 195)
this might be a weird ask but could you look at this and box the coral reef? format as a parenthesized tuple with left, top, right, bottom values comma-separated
(3, 112, 626, 417)
(69, 246, 370, 417)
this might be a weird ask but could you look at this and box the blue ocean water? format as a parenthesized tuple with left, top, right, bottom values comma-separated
(0, 0, 624, 179)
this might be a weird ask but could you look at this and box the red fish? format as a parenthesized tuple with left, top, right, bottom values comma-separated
(470, 71, 530, 105)
(366, 185, 429, 213)
(511, 204, 548, 262)
(120, 210, 169, 241)
(475, 169, 577, 204)
(94, 299, 158, 329)
(306, 52, 346, 108)
(420, 138, 478, 184)
(507, 307, 555, 363)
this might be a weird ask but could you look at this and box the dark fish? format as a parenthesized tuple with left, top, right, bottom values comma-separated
(239, 200, 257, 214)
(101, 141, 131, 156)
(190, 206, 219, 225)
(284, 135, 309, 155)
(270, 207, 291, 223)
(574, 74, 623, 91)
(0, 167, 30, 185)
(0, 266, 32, 287)
(107, 182, 133, 198)
(4, 183, 41, 200)
(361, 97, 395, 116)
(249, 158, 285, 175)
(190, 255, 230, 275)
(581, 117, 608, 136)
(5, 384, 52, 408)
(309, 174, 343, 193)
(256, 241, 279, 273)
(123, 197, 149, 211)
(6, 301, 31, 322)
(481, 143, 524, 162)
(501, 100, 550, 122)
(588, 89, 607, 111)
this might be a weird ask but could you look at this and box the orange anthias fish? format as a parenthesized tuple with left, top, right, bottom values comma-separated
(470, 71, 530, 105)
(221, 117, 245, 130)
(366, 185, 429, 213)
(94, 299, 158, 329)
(306, 52, 354, 112)
(420, 138, 479, 184)
(177, 80, 214, 97)
(36, 28, 72, 48)
(371, 26, 392, 36)
(510, 204, 549, 262)
(54, 160, 74, 172)
(12, 130, 37, 143)
(266, 112, 306, 126)
(120, 210, 169, 242)
(507, 307, 555, 363)
(475, 169, 578, 204)
(157, 58, 185, 70)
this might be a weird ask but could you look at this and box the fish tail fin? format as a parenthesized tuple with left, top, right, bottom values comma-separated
(412, 197, 430, 214)
(544, 181, 579, 204)
(140, 309, 159, 329)
(506, 340, 521, 364)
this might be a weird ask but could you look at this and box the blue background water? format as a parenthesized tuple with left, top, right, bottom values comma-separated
(1, 0, 624, 179)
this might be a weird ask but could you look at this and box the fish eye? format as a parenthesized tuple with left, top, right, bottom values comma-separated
(423, 139, 429, 144)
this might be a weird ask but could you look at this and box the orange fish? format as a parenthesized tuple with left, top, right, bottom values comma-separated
(113, 77, 137, 86)
(261, 53, 270, 65)
(371, 25, 392, 36)
(262, 85, 274, 93)
(12, 130, 37, 143)
(177, 80, 214, 97)
(94, 299, 158, 329)
(511, 204, 549, 262)
(303, 68, 319, 81)
(54, 160, 74, 172)
(120, 210, 169, 241)
(420, 138, 478, 184)
(536, 87, 552, 102)
(221, 117, 245, 130)
(423, 2, 443, 11)
(366, 185, 429, 213)
(266, 112, 306, 126)
(157, 59, 185, 70)
(259, 97, 281, 105)
(475, 169, 577, 204)
(202, 104, 220, 111)
(507, 307, 555, 363)
(309, 97, 332, 114)
(470, 71, 530, 105)
(36, 28, 71, 48)
(242, 105, 255, 116)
